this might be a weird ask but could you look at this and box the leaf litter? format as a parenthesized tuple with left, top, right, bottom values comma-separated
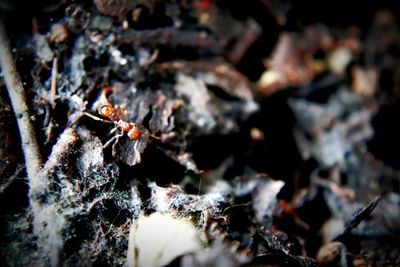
(1, 1, 400, 266)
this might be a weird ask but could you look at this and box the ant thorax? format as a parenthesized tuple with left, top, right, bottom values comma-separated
(117, 120, 133, 132)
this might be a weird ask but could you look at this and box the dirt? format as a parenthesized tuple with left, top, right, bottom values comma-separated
(1, 0, 400, 266)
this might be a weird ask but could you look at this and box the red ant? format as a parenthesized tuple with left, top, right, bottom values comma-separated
(85, 87, 159, 162)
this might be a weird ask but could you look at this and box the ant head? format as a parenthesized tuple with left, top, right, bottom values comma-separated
(98, 104, 114, 117)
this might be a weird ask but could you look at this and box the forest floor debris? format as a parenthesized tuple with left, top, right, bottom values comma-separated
(1, 0, 400, 266)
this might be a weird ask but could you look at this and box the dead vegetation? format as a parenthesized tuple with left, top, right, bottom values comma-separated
(1, 0, 400, 266)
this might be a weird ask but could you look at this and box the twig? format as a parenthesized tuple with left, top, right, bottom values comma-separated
(0, 23, 43, 196)
(341, 195, 382, 236)
(334, 195, 382, 243)
(226, 19, 261, 64)
(0, 165, 24, 195)
(50, 57, 58, 105)
(0, 22, 73, 267)
(117, 27, 224, 54)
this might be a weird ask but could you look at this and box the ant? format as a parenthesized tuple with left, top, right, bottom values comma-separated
(85, 87, 159, 162)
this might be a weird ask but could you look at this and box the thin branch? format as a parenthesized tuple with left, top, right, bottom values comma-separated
(0, 165, 24, 195)
(334, 195, 382, 242)
(50, 57, 58, 105)
(341, 195, 382, 236)
(0, 23, 43, 196)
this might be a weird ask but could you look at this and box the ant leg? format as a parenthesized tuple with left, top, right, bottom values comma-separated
(143, 132, 160, 140)
(103, 133, 123, 148)
(84, 112, 113, 124)
(104, 129, 125, 147)
(133, 140, 141, 164)
(108, 127, 119, 136)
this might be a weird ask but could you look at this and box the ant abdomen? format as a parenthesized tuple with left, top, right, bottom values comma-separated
(128, 125, 142, 141)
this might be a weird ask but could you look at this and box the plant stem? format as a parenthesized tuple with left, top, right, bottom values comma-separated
(0, 23, 43, 197)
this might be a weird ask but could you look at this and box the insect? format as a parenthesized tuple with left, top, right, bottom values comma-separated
(85, 86, 158, 165)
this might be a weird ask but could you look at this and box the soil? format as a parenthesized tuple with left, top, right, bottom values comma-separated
(1, 0, 400, 266)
